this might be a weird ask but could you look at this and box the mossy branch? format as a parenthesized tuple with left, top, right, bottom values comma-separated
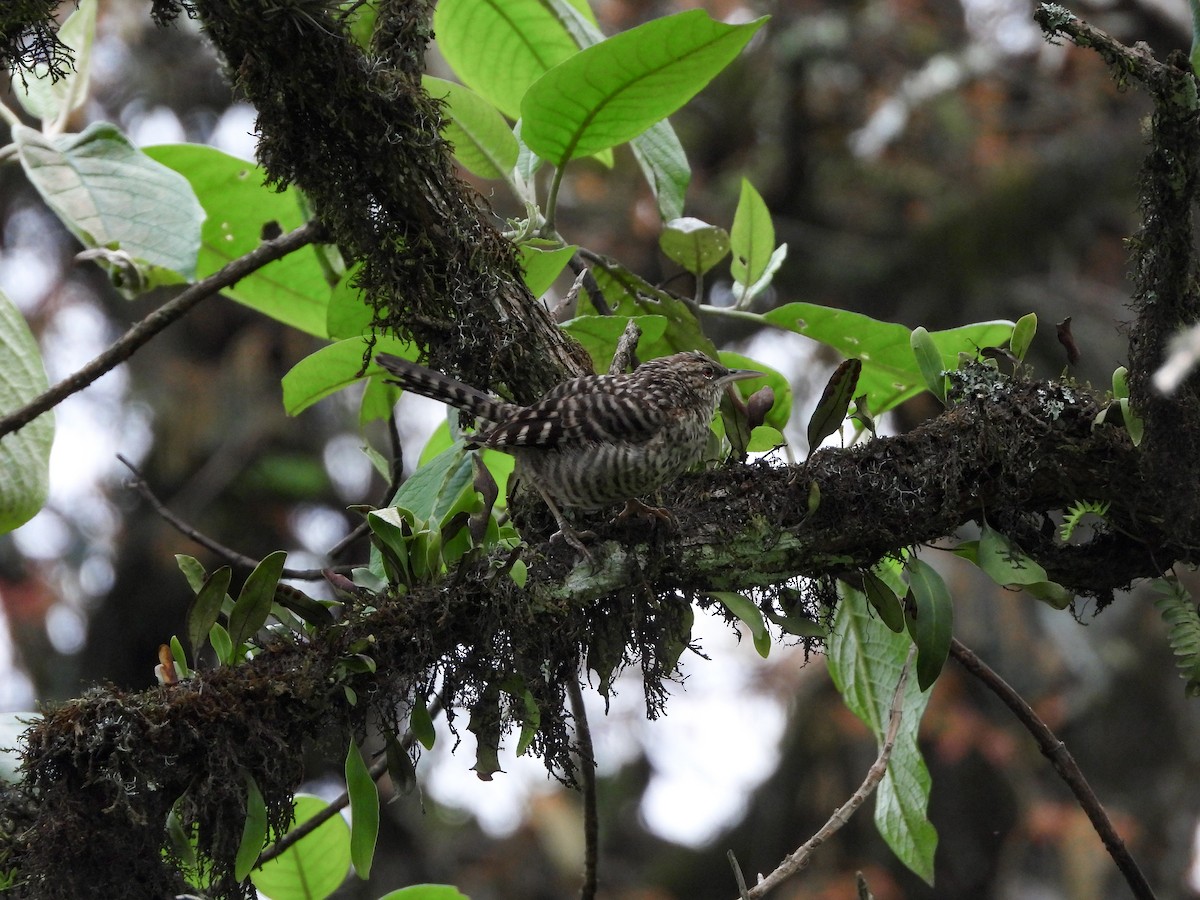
(0, 368, 1176, 897)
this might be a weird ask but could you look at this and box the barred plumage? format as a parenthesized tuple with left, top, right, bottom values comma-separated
(376, 351, 761, 550)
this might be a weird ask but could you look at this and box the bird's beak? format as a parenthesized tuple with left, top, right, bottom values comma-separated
(721, 368, 764, 384)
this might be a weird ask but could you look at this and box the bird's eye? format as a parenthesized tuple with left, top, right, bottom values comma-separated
(702, 366, 715, 379)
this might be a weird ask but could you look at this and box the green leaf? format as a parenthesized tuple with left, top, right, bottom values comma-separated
(15, 123, 202, 294)
(975, 523, 1048, 586)
(1112, 366, 1145, 446)
(410, 696, 437, 751)
(0, 290, 53, 533)
(175, 554, 208, 593)
(367, 507, 414, 585)
(377, 887, 471, 900)
(735, 243, 788, 307)
(746, 425, 784, 453)
(509, 558, 529, 588)
(761, 303, 1013, 414)
(272, 584, 336, 628)
(209, 622, 234, 666)
(709, 591, 770, 658)
(187, 566, 232, 658)
(281, 336, 415, 416)
(561, 314, 668, 374)
(806, 358, 862, 456)
(1024, 580, 1074, 610)
(435, 0, 584, 119)
(905, 559, 954, 691)
(165, 797, 199, 874)
(12, 0, 97, 122)
(144, 144, 329, 336)
(169, 635, 190, 679)
(251, 794, 351, 900)
(422, 76, 520, 179)
(390, 440, 478, 525)
(910, 326, 947, 405)
(521, 11, 766, 164)
(717, 350, 791, 433)
(730, 179, 774, 288)
(580, 262, 717, 359)
(227, 551, 287, 651)
(1010, 313, 1036, 361)
(861, 571, 905, 633)
(828, 585, 937, 883)
(518, 241, 577, 297)
(630, 118, 689, 221)
(325, 263, 372, 340)
(345, 740, 380, 880)
(660, 217, 729, 277)
(234, 772, 269, 882)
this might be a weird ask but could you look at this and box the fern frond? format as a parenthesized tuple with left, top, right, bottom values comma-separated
(1153, 576, 1200, 698)
(1059, 499, 1111, 542)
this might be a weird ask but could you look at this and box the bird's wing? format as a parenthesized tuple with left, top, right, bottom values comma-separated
(474, 380, 673, 449)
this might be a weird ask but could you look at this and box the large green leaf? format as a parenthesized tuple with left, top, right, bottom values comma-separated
(434, 0, 585, 119)
(422, 76, 519, 179)
(436, 0, 689, 217)
(144, 144, 329, 336)
(251, 794, 351, 900)
(377, 886, 471, 900)
(521, 10, 765, 164)
(16, 123, 203, 291)
(761, 303, 1014, 414)
(0, 290, 53, 533)
(828, 585, 937, 884)
(281, 336, 416, 416)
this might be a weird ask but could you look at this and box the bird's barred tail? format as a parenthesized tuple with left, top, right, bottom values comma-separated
(375, 354, 514, 422)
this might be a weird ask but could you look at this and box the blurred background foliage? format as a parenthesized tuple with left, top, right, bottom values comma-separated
(1, 0, 1199, 897)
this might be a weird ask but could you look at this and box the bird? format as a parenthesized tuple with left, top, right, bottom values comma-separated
(375, 350, 762, 554)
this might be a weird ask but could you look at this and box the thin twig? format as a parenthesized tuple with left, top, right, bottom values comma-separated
(567, 676, 599, 900)
(256, 694, 445, 866)
(0, 220, 326, 441)
(727, 850, 751, 900)
(950, 638, 1156, 900)
(608, 319, 642, 375)
(744, 647, 914, 898)
(567, 253, 613, 316)
(117, 455, 349, 580)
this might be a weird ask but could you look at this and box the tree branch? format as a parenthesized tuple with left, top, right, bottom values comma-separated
(950, 638, 1156, 900)
(0, 220, 325, 441)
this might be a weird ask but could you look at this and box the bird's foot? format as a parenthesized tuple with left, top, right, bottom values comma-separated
(614, 498, 677, 528)
(550, 526, 597, 561)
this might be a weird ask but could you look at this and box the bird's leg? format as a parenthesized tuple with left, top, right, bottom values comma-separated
(614, 496, 677, 528)
(535, 488, 596, 559)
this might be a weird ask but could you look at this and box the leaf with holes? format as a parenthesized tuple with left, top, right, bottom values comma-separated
(660, 217, 729, 277)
